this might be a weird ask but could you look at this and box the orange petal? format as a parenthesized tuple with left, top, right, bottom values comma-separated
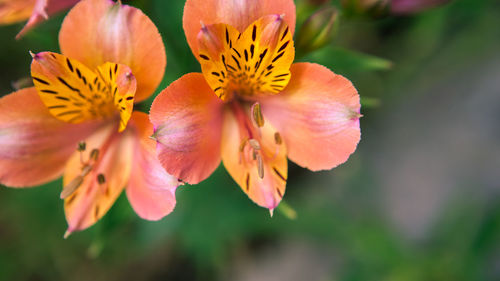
(31, 52, 136, 130)
(0, 0, 36, 25)
(16, 0, 80, 39)
(183, 0, 296, 56)
(260, 63, 361, 171)
(221, 106, 287, 209)
(126, 112, 179, 221)
(198, 15, 294, 99)
(63, 122, 134, 233)
(0, 87, 99, 187)
(149, 73, 224, 184)
(59, 0, 166, 102)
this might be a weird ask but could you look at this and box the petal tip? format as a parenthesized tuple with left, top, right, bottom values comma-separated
(350, 111, 363, 120)
(63, 230, 72, 239)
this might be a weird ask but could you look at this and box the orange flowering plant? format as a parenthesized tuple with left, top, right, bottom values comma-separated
(150, 0, 362, 213)
(0, 0, 178, 236)
(0, 0, 80, 38)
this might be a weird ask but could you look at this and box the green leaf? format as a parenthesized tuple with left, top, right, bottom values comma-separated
(302, 46, 393, 73)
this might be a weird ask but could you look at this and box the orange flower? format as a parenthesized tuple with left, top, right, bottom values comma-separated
(0, 0, 79, 39)
(0, 0, 176, 236)
(150, 0, 361, 212)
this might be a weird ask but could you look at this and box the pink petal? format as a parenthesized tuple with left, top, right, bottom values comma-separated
(183, 0, 296, 56)
(64, 122, 133, 233)
(220, 108, 288, 209)
(260, 63, 361, 171)
(59, 0, 166, 102)
(0, 87, 99, 187)
(0, 0, 36, 26)
(16, 0, 80, 39)
(126, 112, 179, 221)
(149, 73, 224, 184)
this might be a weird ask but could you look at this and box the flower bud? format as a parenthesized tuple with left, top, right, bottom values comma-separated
(340, 0, 389, 17)
(296, 7, 339, 55)
(391, 0, 452, 14)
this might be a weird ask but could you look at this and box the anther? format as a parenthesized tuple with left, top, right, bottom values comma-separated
(89, 149, 99, 161)
(97, 174, 106, 184)
(256, 154, 264, 179)
(77, 141, 86, 152)
(239, 137, 248, 152)
(60, 176, 84, 199)
(81, 165, 92, 177)
(274, 132, 282, 145)
(248, 139, 261, 150)
(251, 102, 265, 128)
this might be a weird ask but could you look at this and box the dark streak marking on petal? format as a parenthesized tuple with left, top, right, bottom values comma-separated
(41, 89, 58, 94)
(273, 167, 286, 181)
(281, 27, 289, 41)
(66, 58, 74, 72)
(245, 173, 250, 191)
(33, 77, 50, 85)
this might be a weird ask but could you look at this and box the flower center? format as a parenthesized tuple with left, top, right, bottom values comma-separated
(229, 100, 283, 179)
(197, 15, 295, 101)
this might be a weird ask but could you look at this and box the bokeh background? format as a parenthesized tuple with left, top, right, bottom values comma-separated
(1, 0, 499, 280)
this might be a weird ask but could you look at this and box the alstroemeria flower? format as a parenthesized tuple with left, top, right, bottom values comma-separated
(0, 0, 79, 39)
(150, 0, 361, 211)
(0, 0, 177, 235)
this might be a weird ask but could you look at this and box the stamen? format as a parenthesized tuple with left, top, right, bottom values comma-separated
(89, 149, 99, 161)
(274, 132, 282, 145)
(256, 153, 264, 179)
(248, 139, 261, 150)
(81, 165, 92, 177)
(97, 174, 106, 185)
(239, 137, 249, 152)
(60, 176, 84, 199)
(77, 141, 86, 152)
(251, 102, 265, 127)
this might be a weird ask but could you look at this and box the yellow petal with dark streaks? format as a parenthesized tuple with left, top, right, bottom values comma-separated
(31, 52, 136, 131)
(197, 23, 240, 100)
(96, 62, 136, 132)
(197, 15, 294, 100)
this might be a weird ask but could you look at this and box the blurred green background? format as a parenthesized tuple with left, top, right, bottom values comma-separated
(1, 0, 500, 280)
